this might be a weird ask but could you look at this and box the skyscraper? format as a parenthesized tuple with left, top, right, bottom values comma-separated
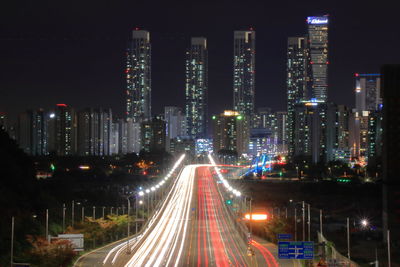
(17, 109, 48, 155)
(185, 37, 208, 138)
(293, 100, 326, 164)
(287, 36, 310, 158)
(307, 16, 329, 102)
(165, 106, 187, 151)
(77, 108, 112, 156)
(54, 104, 76, 156)
(212, 110, 249, 156)
(141, 116, 166, 152)
(355, 73, 382, 112)
(126, 29, 151, 122)
(233, 30, 255, 119)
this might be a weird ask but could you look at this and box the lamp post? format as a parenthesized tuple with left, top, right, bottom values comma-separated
(10, 216, 14, 267)
(45, 209, 49, 242)
(81, 207, 85, 223)
(71, 200, 74, 227)
(302, 201, 305, 241)
(102, 206, 105, 219)
(294, 208, 297, 241)
(62, 203, 66, 232)
(320, 209, 323, 236)
(93, 206, 96, 219)
(126, 197, 131, 254)
(347, 217, 351, 260)
(307, 204, 311, 241)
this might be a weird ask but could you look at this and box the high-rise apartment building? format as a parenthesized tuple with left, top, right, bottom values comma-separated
(355, 73, 381, 112)
(307, 16, 329, 102)
(17, 109, 48, 155)
(77, 108, 112, 156)
(287, 36, 310, 158)
(275, 111, 288, 155)
(185, 37, 208, 138)
(54, 104, 76, 156)
(293, 100, 327, 164)
(233, 30, 255, 119)
(212, 110, 249, 156)
(126, 29, 151, 122)
(141, 116, 166, 152)
(165, 106, 187, 151)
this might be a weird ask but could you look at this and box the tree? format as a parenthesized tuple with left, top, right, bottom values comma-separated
(26, 235, 76, 267)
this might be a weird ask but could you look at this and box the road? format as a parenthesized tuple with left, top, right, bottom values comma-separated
(76, 164, 295, 266)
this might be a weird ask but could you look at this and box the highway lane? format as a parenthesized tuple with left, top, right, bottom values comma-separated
(77, 164, 292, 266)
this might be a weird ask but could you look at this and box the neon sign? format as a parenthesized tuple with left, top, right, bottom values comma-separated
(307, 17, 328, 24)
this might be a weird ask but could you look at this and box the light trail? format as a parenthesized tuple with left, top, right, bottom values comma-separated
(124, 165, 195, 267)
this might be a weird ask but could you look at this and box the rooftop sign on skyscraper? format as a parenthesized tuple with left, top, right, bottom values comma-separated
(307, 17, 329, 24)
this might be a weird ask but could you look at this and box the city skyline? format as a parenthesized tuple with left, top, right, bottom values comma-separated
(1, 1, 399, 123)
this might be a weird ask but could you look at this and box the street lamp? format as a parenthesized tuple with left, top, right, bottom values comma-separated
(360, 219, 368, 228)
(126, 197, 131, 254)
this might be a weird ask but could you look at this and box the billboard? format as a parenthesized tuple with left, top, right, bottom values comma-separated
(307, 16, 328, 24)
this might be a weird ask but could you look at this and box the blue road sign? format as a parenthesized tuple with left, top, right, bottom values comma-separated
(277, 233, 292, 240)
(278, 241, 314, 259)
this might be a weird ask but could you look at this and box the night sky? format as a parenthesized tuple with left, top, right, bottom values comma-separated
(1, 0, 399, 123)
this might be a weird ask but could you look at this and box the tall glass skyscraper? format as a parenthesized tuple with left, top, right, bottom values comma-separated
(307, 16, 329, 102)
(233, 30, 255, 119)
(355, 73, 381, 112)
(185, 37, 208, 138)
(126, 29, 151, 122)
(287, 36, 310, 158)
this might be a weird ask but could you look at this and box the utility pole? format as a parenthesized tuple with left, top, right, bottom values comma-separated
(294, 208, 297, 241)
(62, 203, 66, 232)
(302, 201, 305, 241)
(127, 197, 131, 254)
(135, 198, 139, 233)
(82, 207, 85, 223)
(347, 217, 351, 260)
(319, 209, 323, 236)
(45, 209, 49, 242)
(71, 200, 74, 227)
(307, 204, 310, 241)
(10, 216, 14, 267)
(387, 230, 391, 267)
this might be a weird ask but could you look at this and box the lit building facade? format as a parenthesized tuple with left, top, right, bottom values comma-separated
(355, 73, 381, 112)
(275, 111, 288, 155)
(195, 138, 213, 155)
(212, 110, 249, 156)
(165, 107, 187, 152)
(233, 30, 255, 119)
(185, 37, 208, 139)
(141, 116, 166, 152)
(293, 100, 327, 164)
(17, 109, 48, 155)
(307, 16, 329, 102)
(126, 29, 151, 122)
(287, 36, 310, 158)
(77, 108, 112, 156)
(54, 104, 76, 156)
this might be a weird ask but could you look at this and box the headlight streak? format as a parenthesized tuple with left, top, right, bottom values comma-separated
(208, 154, 241, 197)
(103, 155, 185, 266)
(124, 165, 195, 267)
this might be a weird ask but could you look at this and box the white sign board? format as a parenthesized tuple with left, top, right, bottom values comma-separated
(57, 234, 84, 251)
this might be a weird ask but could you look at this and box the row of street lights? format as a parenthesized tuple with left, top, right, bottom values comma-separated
(126, 154, 186, 254)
